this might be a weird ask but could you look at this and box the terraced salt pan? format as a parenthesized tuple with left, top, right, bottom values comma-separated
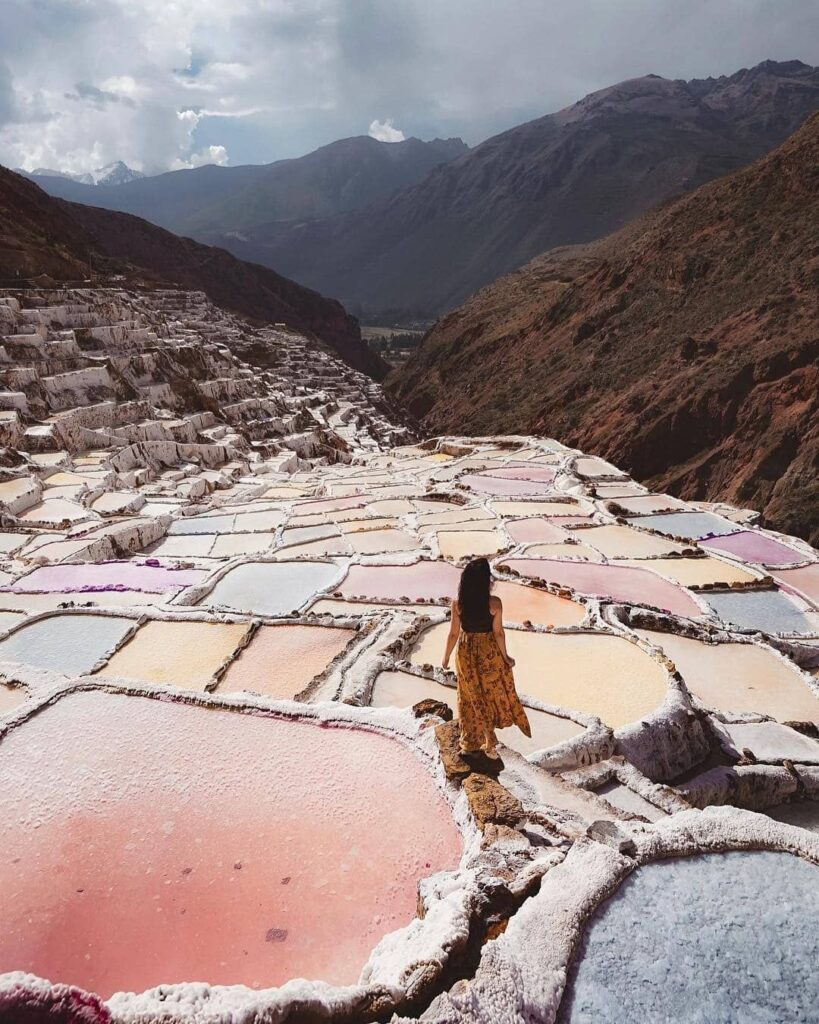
(461, 474, 555, 496)
(308, 598, 433, 617)
(635, 630, 818, 723)
(340, 561, 461, 602)
(0, 590, 169, 613)
(371, 670, 584, 757)
(492, 500, 586, 518)
(146, 535, 215, 559)
(217, 624, 356, 699)
(521, 542, 604, 561)
(578, 525, 686, 558)
(277, 537, 353, 557)
(631, 511, 738, 539)
(574, 457, 624, 478)
(506, 519, 570, 545)
(19, 498, 95, 526)
(100, 620, 252, 690)
(702, 530, 806, 567)
(704, 588, 818, 635)
(437, 530, 505, 560)
(210, 533, 275, 557)
(766, 801, 819, 834)
(6, 562, 205, 594)
(169, 514, 236, 535)
(478, 466, 556, 483)
(202, 560, 342, 616)
(0, 614, 133, 675)
(621, 556, 758, 586)
(716, 721, 819, 762)
(0, 611, 24, 632)
(492, 581, 587, 626)
(415, 507, 495, 528)
(772, 564, 819, 607)
(347, 529, 419, 555)
(503, 558, 702, 618)
(607, 493, 686, 513)
(410, 623, 666, 728)
(0, 691, 462, 997)
(0, 533, 27, 555)
(558, 852, 819, 1024)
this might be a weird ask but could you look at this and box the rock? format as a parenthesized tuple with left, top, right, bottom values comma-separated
(462, 774, 523, 830)
(586, 819, 637, 856)
(434, 720, 472, 780)
(412, 698, 453, 722)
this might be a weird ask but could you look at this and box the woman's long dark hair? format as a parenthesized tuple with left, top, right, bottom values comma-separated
(458, 557, 492, 628)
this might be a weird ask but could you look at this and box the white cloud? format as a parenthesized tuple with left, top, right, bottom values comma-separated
(368, 118, 406, 143)
(172, 144, 229, 169)
(0, 0, 817, 172)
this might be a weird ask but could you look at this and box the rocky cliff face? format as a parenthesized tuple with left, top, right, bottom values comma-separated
(217, 60, 819, 321)
(0, 166, 385, 379)
(389, 111, 819, 544)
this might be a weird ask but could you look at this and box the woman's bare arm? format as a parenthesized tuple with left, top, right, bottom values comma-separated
(442, 600, 460, 669)
(491, 598, 515, 667)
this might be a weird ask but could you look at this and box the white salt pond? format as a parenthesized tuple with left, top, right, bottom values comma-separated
(200, 560, 342, 616)
(704, 588, 818, 635)
(0, 614, 134, 675)
(558, 852, 819, 1024)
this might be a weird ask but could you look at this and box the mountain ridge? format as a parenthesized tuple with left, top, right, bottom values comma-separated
(0, 165, 385, 378)
(388, 110, 819, 543)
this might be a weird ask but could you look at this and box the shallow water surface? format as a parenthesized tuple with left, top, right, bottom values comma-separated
(558, 852, 819, 1023)
(0, 691, 462, 997)
(0, 614, 134, 675)
(202, 561, 342, 615)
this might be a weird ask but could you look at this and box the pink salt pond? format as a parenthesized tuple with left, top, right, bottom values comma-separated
(339, 560, 461, 602)
(502, 558, 703, 617)
(0, 691, 461, 998)
(702, 531, 806, 567)
(5, 561, 205, 594)
(461, 473, 555, 496)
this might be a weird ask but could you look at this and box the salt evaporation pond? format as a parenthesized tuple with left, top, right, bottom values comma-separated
(702, 530, 806, 566)
(630, 512, 738, 539)
(0, 691, 462, 997)
(461, 473, 555, 496)
(503, 558, 702, 617)
(636, 629, 818, 723)
(340, 560, 461, 601)
(558, 852, 819, 1023)
(0, 614, 133, 675)
(773, 563, 819, 607)
(704, 588, 817, 635)
(100, 620, 252, 689)
(201, 560, 341, 615)
(217, 624, 356, 698)
(5, 562, 205, 594)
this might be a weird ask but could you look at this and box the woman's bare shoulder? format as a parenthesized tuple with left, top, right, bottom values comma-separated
(489, 595, 503, 611)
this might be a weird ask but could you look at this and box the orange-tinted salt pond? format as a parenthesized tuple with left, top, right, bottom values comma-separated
(0, 691, 461, 997)
(217, 624, 356, 699)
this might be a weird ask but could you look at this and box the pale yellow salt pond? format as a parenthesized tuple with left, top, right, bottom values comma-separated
(216, 624, 356, 699)
(493, 580, 586, 626)
(371, 670, 584, 755)
(338, 517, 401, 533)
(579, 525, 686, 558)
(348, 529, 420, 555)
(623, 557, 758, 587)
(210, 533, 275, 557)
(100, 620, 252, 690)
(437, 530, 505, 560)
(520, 542, 604, 561)
(416, 506, 496, 528)
(492, 500, 586, 518)
(635, 629, 819, 723)
(308, 598, 435, 616)
(409, 621, 665, 727)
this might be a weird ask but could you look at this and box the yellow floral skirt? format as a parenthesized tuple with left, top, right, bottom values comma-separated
(455, 631, 531, 752)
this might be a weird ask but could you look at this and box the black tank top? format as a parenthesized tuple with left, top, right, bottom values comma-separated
(459, 599, 493, 634)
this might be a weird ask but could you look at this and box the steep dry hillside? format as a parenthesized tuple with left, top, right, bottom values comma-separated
(390, 112, 819, 543)
(0, 165, 385, 378)
(217, 60, 819, 320)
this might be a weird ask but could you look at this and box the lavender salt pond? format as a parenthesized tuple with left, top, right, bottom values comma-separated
(558, 852, 819, 1024)
(0, 691, 462, 998)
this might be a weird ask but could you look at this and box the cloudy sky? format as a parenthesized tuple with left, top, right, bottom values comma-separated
(1, 0, 817, 174)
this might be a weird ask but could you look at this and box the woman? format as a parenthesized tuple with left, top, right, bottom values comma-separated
(442, 557, 531, 765)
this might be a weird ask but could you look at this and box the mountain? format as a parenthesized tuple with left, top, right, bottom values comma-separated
(210, 60, 819, 320)
(24, 136, 468, 238)
(388, 111, 819, 543)
(26, 160, 145, 187)
(0, 165, 385, 378)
